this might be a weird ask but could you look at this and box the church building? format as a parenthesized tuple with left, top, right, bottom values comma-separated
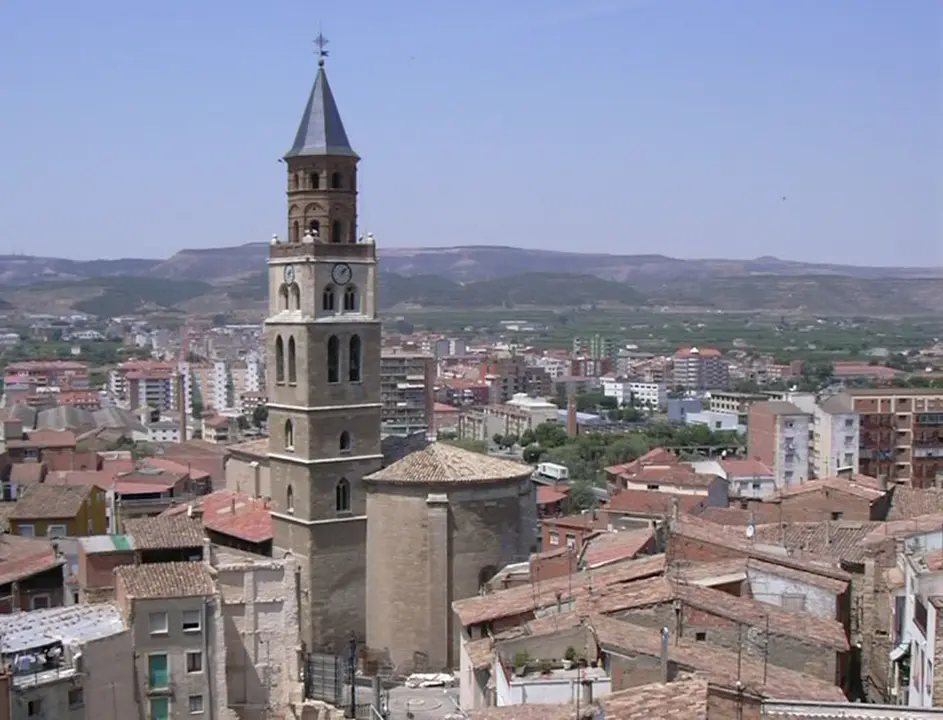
(264, 44, 382, 652)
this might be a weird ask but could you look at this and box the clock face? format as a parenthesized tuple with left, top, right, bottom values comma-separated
(283, 264, 295, 285)
(332, 263, 352, 285)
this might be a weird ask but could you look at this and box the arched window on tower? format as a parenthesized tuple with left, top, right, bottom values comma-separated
(275, 336, 285, 384)
(343, 286, 357, 312)
(309, 219, 320, 238)
(339, 431, 351, 454)
(284, 419, 294, 450)
(331, 172, 343, 189)
(279, 284, 289, 311)
(322, 285, 336, 311)
(290, 284, 301, 310)
(292, 221, 300, 243)
(327, 335, 340, 383)
(348, 335, 362, 383)
(310, 172, 320, 189)
(335, 478, 350, 513)
(287, 485, 294, 513)
(331, 220, 343, 244)
(287, 337, 297, 384)
(291, 174, 299, 190)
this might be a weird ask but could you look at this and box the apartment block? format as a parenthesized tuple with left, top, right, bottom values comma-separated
(839, 388, 943, 487)
(708, 391, 769, 425)
(109, 360, 179, 413)
(380, 352, 435, 436)
(114, 561, 228, 720)
(813, 395, 860, 478)
(0, 604, 136, 720)
(602, 379, 667, 409)
(573, 334, 618, 362)
(3, 360, 89, 390)
(672, 346, 729, 390)
(747, 401, 810, 489)
(458, 394, 559, 442)
(480, 356, 552, 403)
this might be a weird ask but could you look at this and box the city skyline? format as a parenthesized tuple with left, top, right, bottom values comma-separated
(1, 0, 939, 265)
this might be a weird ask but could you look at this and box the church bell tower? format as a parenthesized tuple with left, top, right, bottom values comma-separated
(265, 37, 382, 651)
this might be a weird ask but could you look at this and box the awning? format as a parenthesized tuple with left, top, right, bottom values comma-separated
(890, 640, 911, 662)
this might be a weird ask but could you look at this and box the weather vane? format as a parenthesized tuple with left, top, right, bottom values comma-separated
(314, 30, 330, 66)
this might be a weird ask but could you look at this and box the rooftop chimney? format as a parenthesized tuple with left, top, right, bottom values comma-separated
(566, 389, 578, 439)
(660, 626, 670, 683)
(671, 497, 680, 523)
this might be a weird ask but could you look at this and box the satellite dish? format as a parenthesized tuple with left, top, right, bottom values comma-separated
(745, 524, 755, 539)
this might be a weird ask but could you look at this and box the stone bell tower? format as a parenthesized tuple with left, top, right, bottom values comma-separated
(264, 38, 382, 652)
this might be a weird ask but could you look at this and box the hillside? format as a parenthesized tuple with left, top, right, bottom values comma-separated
(0, 244, 940, 318)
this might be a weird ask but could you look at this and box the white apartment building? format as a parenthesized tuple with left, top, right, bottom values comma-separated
(814, 395, 860, 478)
(211, 360, 232, 411)
(244, 352, 264, 393)
(672, 346, 730, 390)
(458, 394, 560, 442)
(535, 356, 568, 379)
(601, 379, 666, 408)
(747, 401, 811, 489)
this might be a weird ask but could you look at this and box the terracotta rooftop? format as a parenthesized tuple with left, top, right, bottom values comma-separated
(24, 429, 77, 448)
(365, 442, 531, 485)
(453, 553, 667, 626)
(536, 486, 568, 505)
(582, 529, 655, 569)
(776, 477, 886, 502)
(10, 483, 93, 520)
(124, 514, 204, 550)
(749, 521, 880, 565)
(599, 677, 711, 719)
(606, 489, 706, 517)
(226, 437, 269, 458)
(862, 513, 943, 546)
(47, 469, 112, 490)
(0, 533, 63, 586)
(589, 614, 845, 702)
(887, 486, 943, 521)
(10, 463, 45, 487)
(720, 458, 773, 477)
(175, 490, 272, 544)
(605, 448, 678, 478)
(115, 561, 215, 599)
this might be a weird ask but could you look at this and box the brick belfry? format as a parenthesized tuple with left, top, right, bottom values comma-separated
(265, 37, 382, 652)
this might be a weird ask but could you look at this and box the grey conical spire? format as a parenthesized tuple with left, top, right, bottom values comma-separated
(285, 59, 357, 159)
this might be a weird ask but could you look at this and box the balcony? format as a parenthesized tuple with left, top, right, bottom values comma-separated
(270, 240, 376, 261)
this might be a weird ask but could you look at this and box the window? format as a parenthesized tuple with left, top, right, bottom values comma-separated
(186, 651, 203, 673)
(279, 284, 289, 310)
(335, 478, 350, 513)
(149, 612, 168, 635)
(845, 417, 854, 428)
(831, 511, 843, 521)
(695, 632, 707, 642)
(566, 534, 576, 549)
(287, 336, 297, 384)
(322, 285, 336, 311)
(549, 531, 560, 546)
(284, 419, 294, 450)
(844, 452, 854, 467)
(784, 470, 794, 481)
(343, 286, 357, 312)
(47, 524, 67, 538)
(189, 695, 205, 714)
(149, 697, 170, 720)
(331, 171, 342, 189)
(275, 336, 285, 384)
(290, 284, 300, 310)
(646, 484, 660, 491)
(331, 219, 343, 244)
(327, 335, 340, 383)
(29, 594, 50, 610)
(348, 335, 362, 382)
(182, 609, 201, 633)
(291, 173, 299, 190)
(17, 524, 34, 537)
(27, 700, 41, 717)
(782, 594, 807, 612)
(68, 688, 84, 709)
(752, 482, 761, 490)
(310, 172, 320, 189)
(292, 220, 300, 243)
(287, 485, 294, 513)
(308, 218, 320, 235)
(339, 431, 351, 454)
(147, 654, 169, 688)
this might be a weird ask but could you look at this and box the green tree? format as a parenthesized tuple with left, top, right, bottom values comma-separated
(520, 429, 536, 447)
(567, 479, 598, 512)
(523, 444, 544, 463)
(251, 405, 269, 428)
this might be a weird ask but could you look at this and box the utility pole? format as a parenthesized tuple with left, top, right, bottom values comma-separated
(347, 632, 358, 719)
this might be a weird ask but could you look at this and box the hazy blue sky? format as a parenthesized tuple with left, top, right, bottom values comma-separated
(1, 0, 939, 265)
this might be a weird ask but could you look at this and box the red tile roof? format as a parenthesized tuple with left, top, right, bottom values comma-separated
(582, 529, 655, 569)
(536, 486, 568, 505)
(25, 430, 76, 449)
(606, 489, 705, 517)
(0, 534, 63, 586)
(165, 490, 272, 544)
(719, 459, 772, 477)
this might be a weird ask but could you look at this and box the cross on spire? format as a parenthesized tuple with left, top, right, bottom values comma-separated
(314, 31, 330, 67)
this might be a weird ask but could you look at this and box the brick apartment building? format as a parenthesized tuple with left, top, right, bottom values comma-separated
(481, 356, 551, 403)
(747, 401, 811, 489)
(838, 388, 943, 487)
(672, 346, 729, 390)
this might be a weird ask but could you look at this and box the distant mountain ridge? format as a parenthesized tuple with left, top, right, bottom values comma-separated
(0, 244, 941, 318)
(0, 244, 939, 287)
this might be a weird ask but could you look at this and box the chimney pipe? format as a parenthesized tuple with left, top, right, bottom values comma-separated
(566, 388, 578, 439)
(670, 497, 680, 523)
(660, 626, 670, 683)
